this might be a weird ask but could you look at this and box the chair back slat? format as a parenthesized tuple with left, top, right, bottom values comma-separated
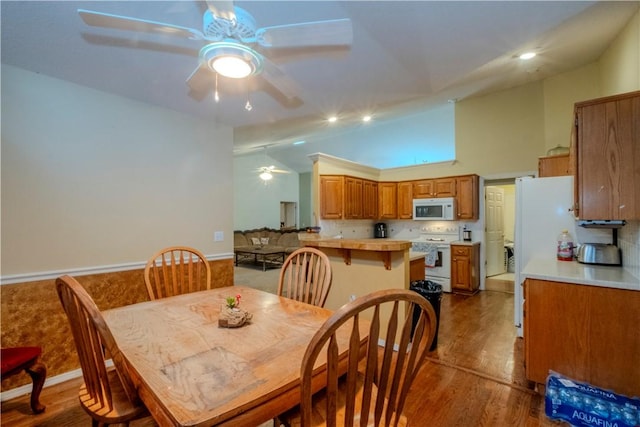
(299, 289, 437, 427)
(56, 275, 141, 411)
(144, 246, 211, 300)
(277, 247, 332, 307)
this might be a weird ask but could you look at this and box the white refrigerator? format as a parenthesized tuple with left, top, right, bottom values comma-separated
(514, 176, 576, 337)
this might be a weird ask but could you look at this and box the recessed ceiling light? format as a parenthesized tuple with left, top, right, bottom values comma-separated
(362, 115, 372, 122)
(519, 52, 536, 60)
(328, 116, 338, 123)
(293, 140, 306, 145)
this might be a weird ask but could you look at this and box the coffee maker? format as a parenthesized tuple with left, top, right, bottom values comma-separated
(374, 223, 388, 238)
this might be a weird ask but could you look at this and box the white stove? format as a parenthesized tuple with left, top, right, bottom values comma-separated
(411, 227, 459, 292)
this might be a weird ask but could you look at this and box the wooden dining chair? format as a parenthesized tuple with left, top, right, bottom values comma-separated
(277, 247, 332, 307)
(277, 288, 437, 427)
(56, 275, 149, 426)
(144, 246, 211, 300)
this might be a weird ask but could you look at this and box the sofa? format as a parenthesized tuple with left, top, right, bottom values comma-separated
(233, 227, 302, 255)
(233, 227, 304, 271)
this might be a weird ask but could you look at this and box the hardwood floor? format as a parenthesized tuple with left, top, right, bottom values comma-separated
(1, 290, 563, 426)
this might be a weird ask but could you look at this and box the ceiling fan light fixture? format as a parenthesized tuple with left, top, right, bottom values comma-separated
(259, 171, 273, 181)
(519, 51, 536, 60)
(201, 42, 263, 79)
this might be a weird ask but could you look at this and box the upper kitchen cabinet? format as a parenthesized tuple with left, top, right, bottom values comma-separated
(397, 181, 413, 219)
(362, 179, 378, 219)
(412, 177, 456, 198)
(573, 91, 640, 220)
(344, 176, 364, 219)
(538, 154, 570, 177)
(320, 175, 344, 219)
(378, 182, 398, 219)
(320, 175, 378, 220)
(455, 175, 479, 220)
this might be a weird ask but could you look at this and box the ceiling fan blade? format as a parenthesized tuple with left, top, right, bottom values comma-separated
(256, 19, 353, 48)
(78, 9, 205, 40)
(186, 64, 213, 101)
(261, 57, 302, 104)
(205, 0, 236, 21)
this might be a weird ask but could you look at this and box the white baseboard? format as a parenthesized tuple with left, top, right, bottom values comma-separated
(0, 360, 113, 402)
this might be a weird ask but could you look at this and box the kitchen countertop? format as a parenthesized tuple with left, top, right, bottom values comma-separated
(303, 238, 412, 251)
(522, 258, 640, 291)
(451, 240, 480, 246)
(410, 251, 427, 261)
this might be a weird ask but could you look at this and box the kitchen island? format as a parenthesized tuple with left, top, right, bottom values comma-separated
(301, 238, 414, 311)
(521, 258, 640, 397)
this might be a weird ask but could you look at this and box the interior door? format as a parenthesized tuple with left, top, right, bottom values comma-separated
(485, 186, 506, 277)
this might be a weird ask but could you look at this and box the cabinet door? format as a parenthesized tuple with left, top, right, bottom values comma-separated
(434, 177, 456, 197)
(455, 175, 479, 220)
(362, 180, 378, 219)
(320, 175, 344, 219)
(538, 154, 570, 177)
(575, 91, 639, 220)
(397, 182, 413, 219)
(524, 278, 640, 396)
(378, 182, 397, 219)
(344, 177, 363, 219)
(450, 246, 471, 292)
(412, 180, 434, 198)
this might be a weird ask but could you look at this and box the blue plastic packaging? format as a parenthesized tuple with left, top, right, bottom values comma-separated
(545, 371, 640, 427)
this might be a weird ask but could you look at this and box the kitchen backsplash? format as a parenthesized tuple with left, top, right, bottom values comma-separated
(618, 220, 639, 279)
(319, 219, 640, 280)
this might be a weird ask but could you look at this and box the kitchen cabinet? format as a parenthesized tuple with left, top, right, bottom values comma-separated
(538, 154, 570, 177)
(524, 278, 640, 397)
(320, 175, 377, 220)
(397, 181, 413, 219)
(412, 178, 456, 198)
(410, 257, 426, 282)
(344, 176, 363, 219)
(572, 91, 640, 220)
(362, 180, 378, 219)
(450, 243, 480, 295)
(320, 175, 344, 219)
(455, 175, 479, 220)
(377, 182, 397, 219)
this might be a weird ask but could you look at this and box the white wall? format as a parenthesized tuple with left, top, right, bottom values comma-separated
(1, 65, 234, 276)
(233, 152, 299, 230)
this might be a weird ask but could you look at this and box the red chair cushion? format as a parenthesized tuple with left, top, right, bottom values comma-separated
(1, 347, 42, 375)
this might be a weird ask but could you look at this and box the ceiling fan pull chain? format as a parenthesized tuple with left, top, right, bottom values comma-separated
(214, 73, 220, 103)
(245, 89, 252, 111)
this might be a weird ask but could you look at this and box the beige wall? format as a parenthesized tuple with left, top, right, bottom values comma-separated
(599, 9, 640, 95)
(1, 65, 235, 276)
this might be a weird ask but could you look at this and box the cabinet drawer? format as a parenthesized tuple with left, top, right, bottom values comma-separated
(452, 246, 470, 257)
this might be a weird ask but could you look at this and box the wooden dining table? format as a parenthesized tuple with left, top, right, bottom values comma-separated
(102, 285, 366, 427)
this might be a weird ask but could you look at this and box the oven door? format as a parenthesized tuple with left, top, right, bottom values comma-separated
(425, 245, 450, 278)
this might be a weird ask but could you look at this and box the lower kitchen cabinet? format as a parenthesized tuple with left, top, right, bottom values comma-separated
(524, 278, 640, 397)
(410, 257, 425, 282)
(450, 243, 480, 295)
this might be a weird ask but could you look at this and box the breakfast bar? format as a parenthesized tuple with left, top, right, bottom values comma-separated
(301, 238, 413, 311)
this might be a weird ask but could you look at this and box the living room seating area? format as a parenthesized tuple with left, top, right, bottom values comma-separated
(234, 227, 302, 270)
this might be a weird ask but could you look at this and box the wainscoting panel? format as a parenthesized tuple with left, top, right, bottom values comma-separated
(1, 258, 234, 392)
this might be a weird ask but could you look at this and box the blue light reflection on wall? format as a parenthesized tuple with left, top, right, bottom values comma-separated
(310, 103, 455, 169)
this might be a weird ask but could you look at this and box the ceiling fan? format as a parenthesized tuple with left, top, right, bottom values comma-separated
(77, 1, 353, 106)
(256, 165, 291, 181)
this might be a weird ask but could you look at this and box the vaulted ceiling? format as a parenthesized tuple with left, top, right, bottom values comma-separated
(2, 1, 638, 171)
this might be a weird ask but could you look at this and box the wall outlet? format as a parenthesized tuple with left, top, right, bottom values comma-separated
(350, 294, 356, 302)
(214, 231, 224, 242)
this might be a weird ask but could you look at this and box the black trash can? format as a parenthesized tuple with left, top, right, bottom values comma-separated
(410, 280, 442, 351)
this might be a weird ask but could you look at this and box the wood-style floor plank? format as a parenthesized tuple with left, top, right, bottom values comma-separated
(1, 290, 564, 426)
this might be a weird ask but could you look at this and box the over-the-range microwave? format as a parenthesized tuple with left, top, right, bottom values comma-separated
(413, 197, 456, 220)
